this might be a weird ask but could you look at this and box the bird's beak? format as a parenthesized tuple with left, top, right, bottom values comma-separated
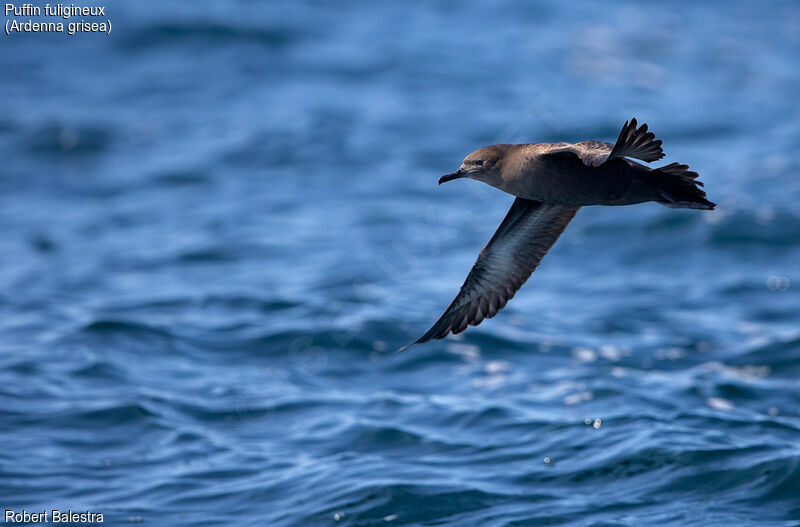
(439, 169, 466, 185)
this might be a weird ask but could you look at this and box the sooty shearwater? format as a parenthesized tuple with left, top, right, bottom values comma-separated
(405, 118, 714, 348)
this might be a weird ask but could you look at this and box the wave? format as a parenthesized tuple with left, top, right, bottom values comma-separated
(119, 22, 294, 50)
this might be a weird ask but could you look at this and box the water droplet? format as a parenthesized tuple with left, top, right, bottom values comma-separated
(766, 276, 790, 291)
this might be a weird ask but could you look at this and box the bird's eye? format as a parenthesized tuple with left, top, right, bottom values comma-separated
(474, 160, 484, 166)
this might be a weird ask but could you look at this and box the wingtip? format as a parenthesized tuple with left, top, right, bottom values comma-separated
(397, 332, 437, 352)
(608, 117, 664, 163)
(396, 341, 415, 353)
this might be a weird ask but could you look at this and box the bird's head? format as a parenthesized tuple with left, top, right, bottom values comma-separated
(439, 145, 509, 186)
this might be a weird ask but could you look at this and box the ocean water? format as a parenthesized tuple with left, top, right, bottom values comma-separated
(1, 1, 799, 525)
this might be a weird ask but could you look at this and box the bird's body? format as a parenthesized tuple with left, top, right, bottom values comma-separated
(407, 119, 714, 347)
(478, 142, 651, 206)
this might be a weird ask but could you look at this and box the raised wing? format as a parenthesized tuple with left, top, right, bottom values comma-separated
(545, 118, 665, 167)
(413, 198, 579, 344)
(607, 118, 664, 163)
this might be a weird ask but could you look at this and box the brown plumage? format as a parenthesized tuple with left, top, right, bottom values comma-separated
(404, 118, 714, 348)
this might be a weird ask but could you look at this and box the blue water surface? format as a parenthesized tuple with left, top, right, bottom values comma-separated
(1, 1, 799, 525)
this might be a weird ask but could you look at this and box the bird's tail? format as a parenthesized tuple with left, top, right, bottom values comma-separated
(643, 162, 715, 210)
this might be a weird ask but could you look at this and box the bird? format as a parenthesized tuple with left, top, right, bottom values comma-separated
(405, 118, 714, 348)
